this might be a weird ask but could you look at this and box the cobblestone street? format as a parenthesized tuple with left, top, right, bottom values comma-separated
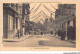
(3, 34, 75, 47)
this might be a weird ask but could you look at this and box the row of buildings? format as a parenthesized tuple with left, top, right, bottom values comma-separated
(3, 3, 76, 40)
(55, 4, 76, 40)
(3, 3, 30, 39)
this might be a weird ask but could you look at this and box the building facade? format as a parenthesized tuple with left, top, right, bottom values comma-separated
(22, 3, 30, 35)
(55, 4, 76, 40)
(3, 3, 30, 39)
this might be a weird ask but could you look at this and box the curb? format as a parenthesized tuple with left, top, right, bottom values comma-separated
(3, 35, 32, 42)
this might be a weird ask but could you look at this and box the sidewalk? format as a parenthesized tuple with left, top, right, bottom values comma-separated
(3, 35, 32, 42)
(51, 35, 76, 44)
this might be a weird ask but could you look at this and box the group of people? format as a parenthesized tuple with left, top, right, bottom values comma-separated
(67, 26, 75, 40)
(57, 26, 75, 40)
(28, 31, 44, 35)
(13, 26, 75, 40)
(57, 30, 66, 40)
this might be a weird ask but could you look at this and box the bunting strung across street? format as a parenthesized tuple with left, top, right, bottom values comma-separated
(30, 3, 36, 11)
(29, 3, 57, 23)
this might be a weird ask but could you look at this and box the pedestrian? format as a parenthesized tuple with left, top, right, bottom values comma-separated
(59, 30, 61, 37)
(51, 31, 53, 34)
(61, 30, 66, 40)
(58, 30, 60, 37)
(63, 30, 66, 40)
(61, 30, 63, 40)
(58, 30, 59, 36)
(41, 32, 43, 35)
(67, 27, 70, 40)
(70, 26, 73, 40)
(17, 29, 20, 39)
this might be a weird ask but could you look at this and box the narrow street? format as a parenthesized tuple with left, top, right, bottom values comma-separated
(3, 35, 75, 47)
(3, 3, 76, 48)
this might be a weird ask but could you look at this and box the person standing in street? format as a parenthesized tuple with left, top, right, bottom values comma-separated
(17, 29, 20, 39)
(61, 30, 66, 40)
(67, 27, 70, 40)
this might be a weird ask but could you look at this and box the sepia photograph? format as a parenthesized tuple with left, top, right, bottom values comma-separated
(2, 2, 76, 47)
(1, 1, 79, 51)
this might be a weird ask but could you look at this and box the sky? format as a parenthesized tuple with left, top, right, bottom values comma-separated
(29, 3, 59, 24)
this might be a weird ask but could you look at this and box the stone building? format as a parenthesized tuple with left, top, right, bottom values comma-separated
(55, 4, 76, 40)
(22, 3, 30, 35)
(3, 3, 30, 39)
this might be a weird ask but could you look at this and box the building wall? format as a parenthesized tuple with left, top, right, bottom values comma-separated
(55, 4, 76, 40)
(3, 7, 8, 38)
(3, 3, 30, 39)
(3, 3, 21, 38)
(8, 14, 15, 38)
(22, 3, 30, 35)
(55, 4, 76, 30)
